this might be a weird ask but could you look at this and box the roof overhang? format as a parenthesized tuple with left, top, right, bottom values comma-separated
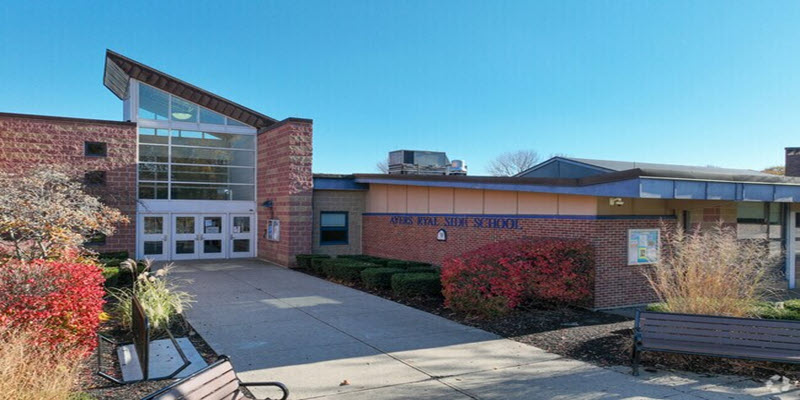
(346, 170, 800, 202)
(103, 49, 277, 129)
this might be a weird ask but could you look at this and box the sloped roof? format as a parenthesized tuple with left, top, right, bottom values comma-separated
(103, 49, 277, 129)
(560, 157, 771, 176)
(517, 156, 772, 178)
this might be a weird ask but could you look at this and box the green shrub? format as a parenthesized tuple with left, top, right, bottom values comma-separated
(98, 258, 123, 268)
(295, 254, 330, 269)
(361, 267, 405, 289)
(102, 267, 120, 287)
(311, 257, 330, 275)
(645, 302, 671, 313)
(391, 273, 442, 297)
(98, 251, 129, 260)
(322, 259, 378, 282)
(754, 302, 800, 321)
(784, 299, 800, 312)
(386, 260, 432, 270)
(337, 255, 393, 266)
(406, 266, 438, 274)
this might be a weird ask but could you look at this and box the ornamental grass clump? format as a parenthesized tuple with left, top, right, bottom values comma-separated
(108, 259, 193, 333)
(0, 327, 83, 400)
(645, 222, 780, 317)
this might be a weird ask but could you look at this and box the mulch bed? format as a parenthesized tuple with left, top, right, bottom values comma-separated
(297, 266, 800, 382)
(78, 307, 219, 399)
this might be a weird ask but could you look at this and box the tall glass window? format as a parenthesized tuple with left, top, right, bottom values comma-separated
(136, 83, 256, 201)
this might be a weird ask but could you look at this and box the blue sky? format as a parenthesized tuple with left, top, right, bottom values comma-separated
(1, 1, 799, 175)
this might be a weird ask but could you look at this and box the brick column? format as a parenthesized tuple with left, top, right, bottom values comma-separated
(256, 118, 313, 267)
(786, 147, 800, 177)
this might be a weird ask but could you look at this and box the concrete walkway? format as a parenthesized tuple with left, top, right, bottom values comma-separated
(171, 259, 800, 400)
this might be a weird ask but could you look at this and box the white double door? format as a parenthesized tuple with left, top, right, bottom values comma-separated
(138, 213, 255, 261)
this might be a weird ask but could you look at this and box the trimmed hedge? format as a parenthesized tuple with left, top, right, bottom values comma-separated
(102, 267, 120, 287)
(102, 262, 147, 288)
(296, 254, 331, 269)
(98, 251, 129, 260)
(323, 259, 379, 282)
(406, 266, 438, 274)
(391, 273, 442, 297)
(337, 255, 393, 266)
(386, 260, 432, 270)
(311, 257, 330, 275)
(361, 267, 405, 289)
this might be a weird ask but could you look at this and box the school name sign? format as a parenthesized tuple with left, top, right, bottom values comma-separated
(388, 215, 523, 230)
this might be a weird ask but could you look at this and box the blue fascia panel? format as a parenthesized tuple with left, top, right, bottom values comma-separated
(774, 185, 800, 202)
(640, 179, 674, 199)
(314, 177, 368, 191)
(674, 181, 706, 199)
(354, 176, 800, 203)
(742, 184, 774, 201)
(706, 182, 737, 200)
(355, 177, 641, 197)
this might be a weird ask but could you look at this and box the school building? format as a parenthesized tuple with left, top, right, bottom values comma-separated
(2, 50, 800, 308)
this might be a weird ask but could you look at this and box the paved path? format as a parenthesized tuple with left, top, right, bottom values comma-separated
(172, 259, 800, 400)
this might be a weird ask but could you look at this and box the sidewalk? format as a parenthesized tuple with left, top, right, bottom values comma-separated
(172, 259, 800, 399)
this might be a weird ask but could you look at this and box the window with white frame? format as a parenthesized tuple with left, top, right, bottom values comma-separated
(136, 82, 256, 201)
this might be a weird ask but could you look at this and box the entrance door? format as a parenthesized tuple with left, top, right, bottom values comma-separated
(172, 215, 199, 260)
(230, 214, 254, 258)
(199, 215, 226, 259)
(139, 214, 169, 261)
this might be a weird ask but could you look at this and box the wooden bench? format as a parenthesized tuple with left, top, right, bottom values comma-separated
(97, 295, 190, 384)
(632, 310, 800, 375)
(141, 355, 289, 400)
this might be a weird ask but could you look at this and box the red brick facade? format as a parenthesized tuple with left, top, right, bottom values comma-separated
(362, 214, 674, 308)
(0, 113, 137, 254)
(257, 118, 314, 266)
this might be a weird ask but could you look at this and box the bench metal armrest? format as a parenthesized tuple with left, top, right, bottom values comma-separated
(240, 381, 289, 400)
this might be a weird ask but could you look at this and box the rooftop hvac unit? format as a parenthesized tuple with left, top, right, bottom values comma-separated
(388, 150, 451, 175)
(449, 160, 467, 175)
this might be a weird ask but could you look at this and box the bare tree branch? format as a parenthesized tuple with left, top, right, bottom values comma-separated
(487, 150, 541, 176)
(376, 159, 389, 173)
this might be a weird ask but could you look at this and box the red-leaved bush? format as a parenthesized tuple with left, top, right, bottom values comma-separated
(441, 238, 595, 318)
(0, 260, 105, 357)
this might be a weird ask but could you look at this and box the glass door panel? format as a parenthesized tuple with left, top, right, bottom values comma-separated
(172, 215, 198, 260)
(140, 214, 168, 261)
(199, 215, 226, 259)
(230, 214, 254, 258)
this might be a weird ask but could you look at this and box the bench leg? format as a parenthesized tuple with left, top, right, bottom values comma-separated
(631, 346, 641, 376)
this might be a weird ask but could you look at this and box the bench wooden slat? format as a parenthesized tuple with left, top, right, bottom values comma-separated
(640, 318, 800, 339)
(642, 338, 800, 362)
(641, 331, 800, 352)
(152, 361, 240, 400)
(633, 312, 800, 376)
(640, 325, 800, 349)
(640, 313, 800, 330)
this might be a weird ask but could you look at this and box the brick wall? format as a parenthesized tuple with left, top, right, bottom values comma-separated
(362, 214, 672, 308)
(256, 118, 313, 267)
(312, 190, 366, 256)
(0, 113, 137, 254)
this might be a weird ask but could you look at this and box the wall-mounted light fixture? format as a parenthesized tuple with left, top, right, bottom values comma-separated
(262, 200, 274, 208)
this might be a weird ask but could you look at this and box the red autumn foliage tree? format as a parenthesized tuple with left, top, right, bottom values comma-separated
(0, 260, 105, 357)
(441, 238, 595, 318)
